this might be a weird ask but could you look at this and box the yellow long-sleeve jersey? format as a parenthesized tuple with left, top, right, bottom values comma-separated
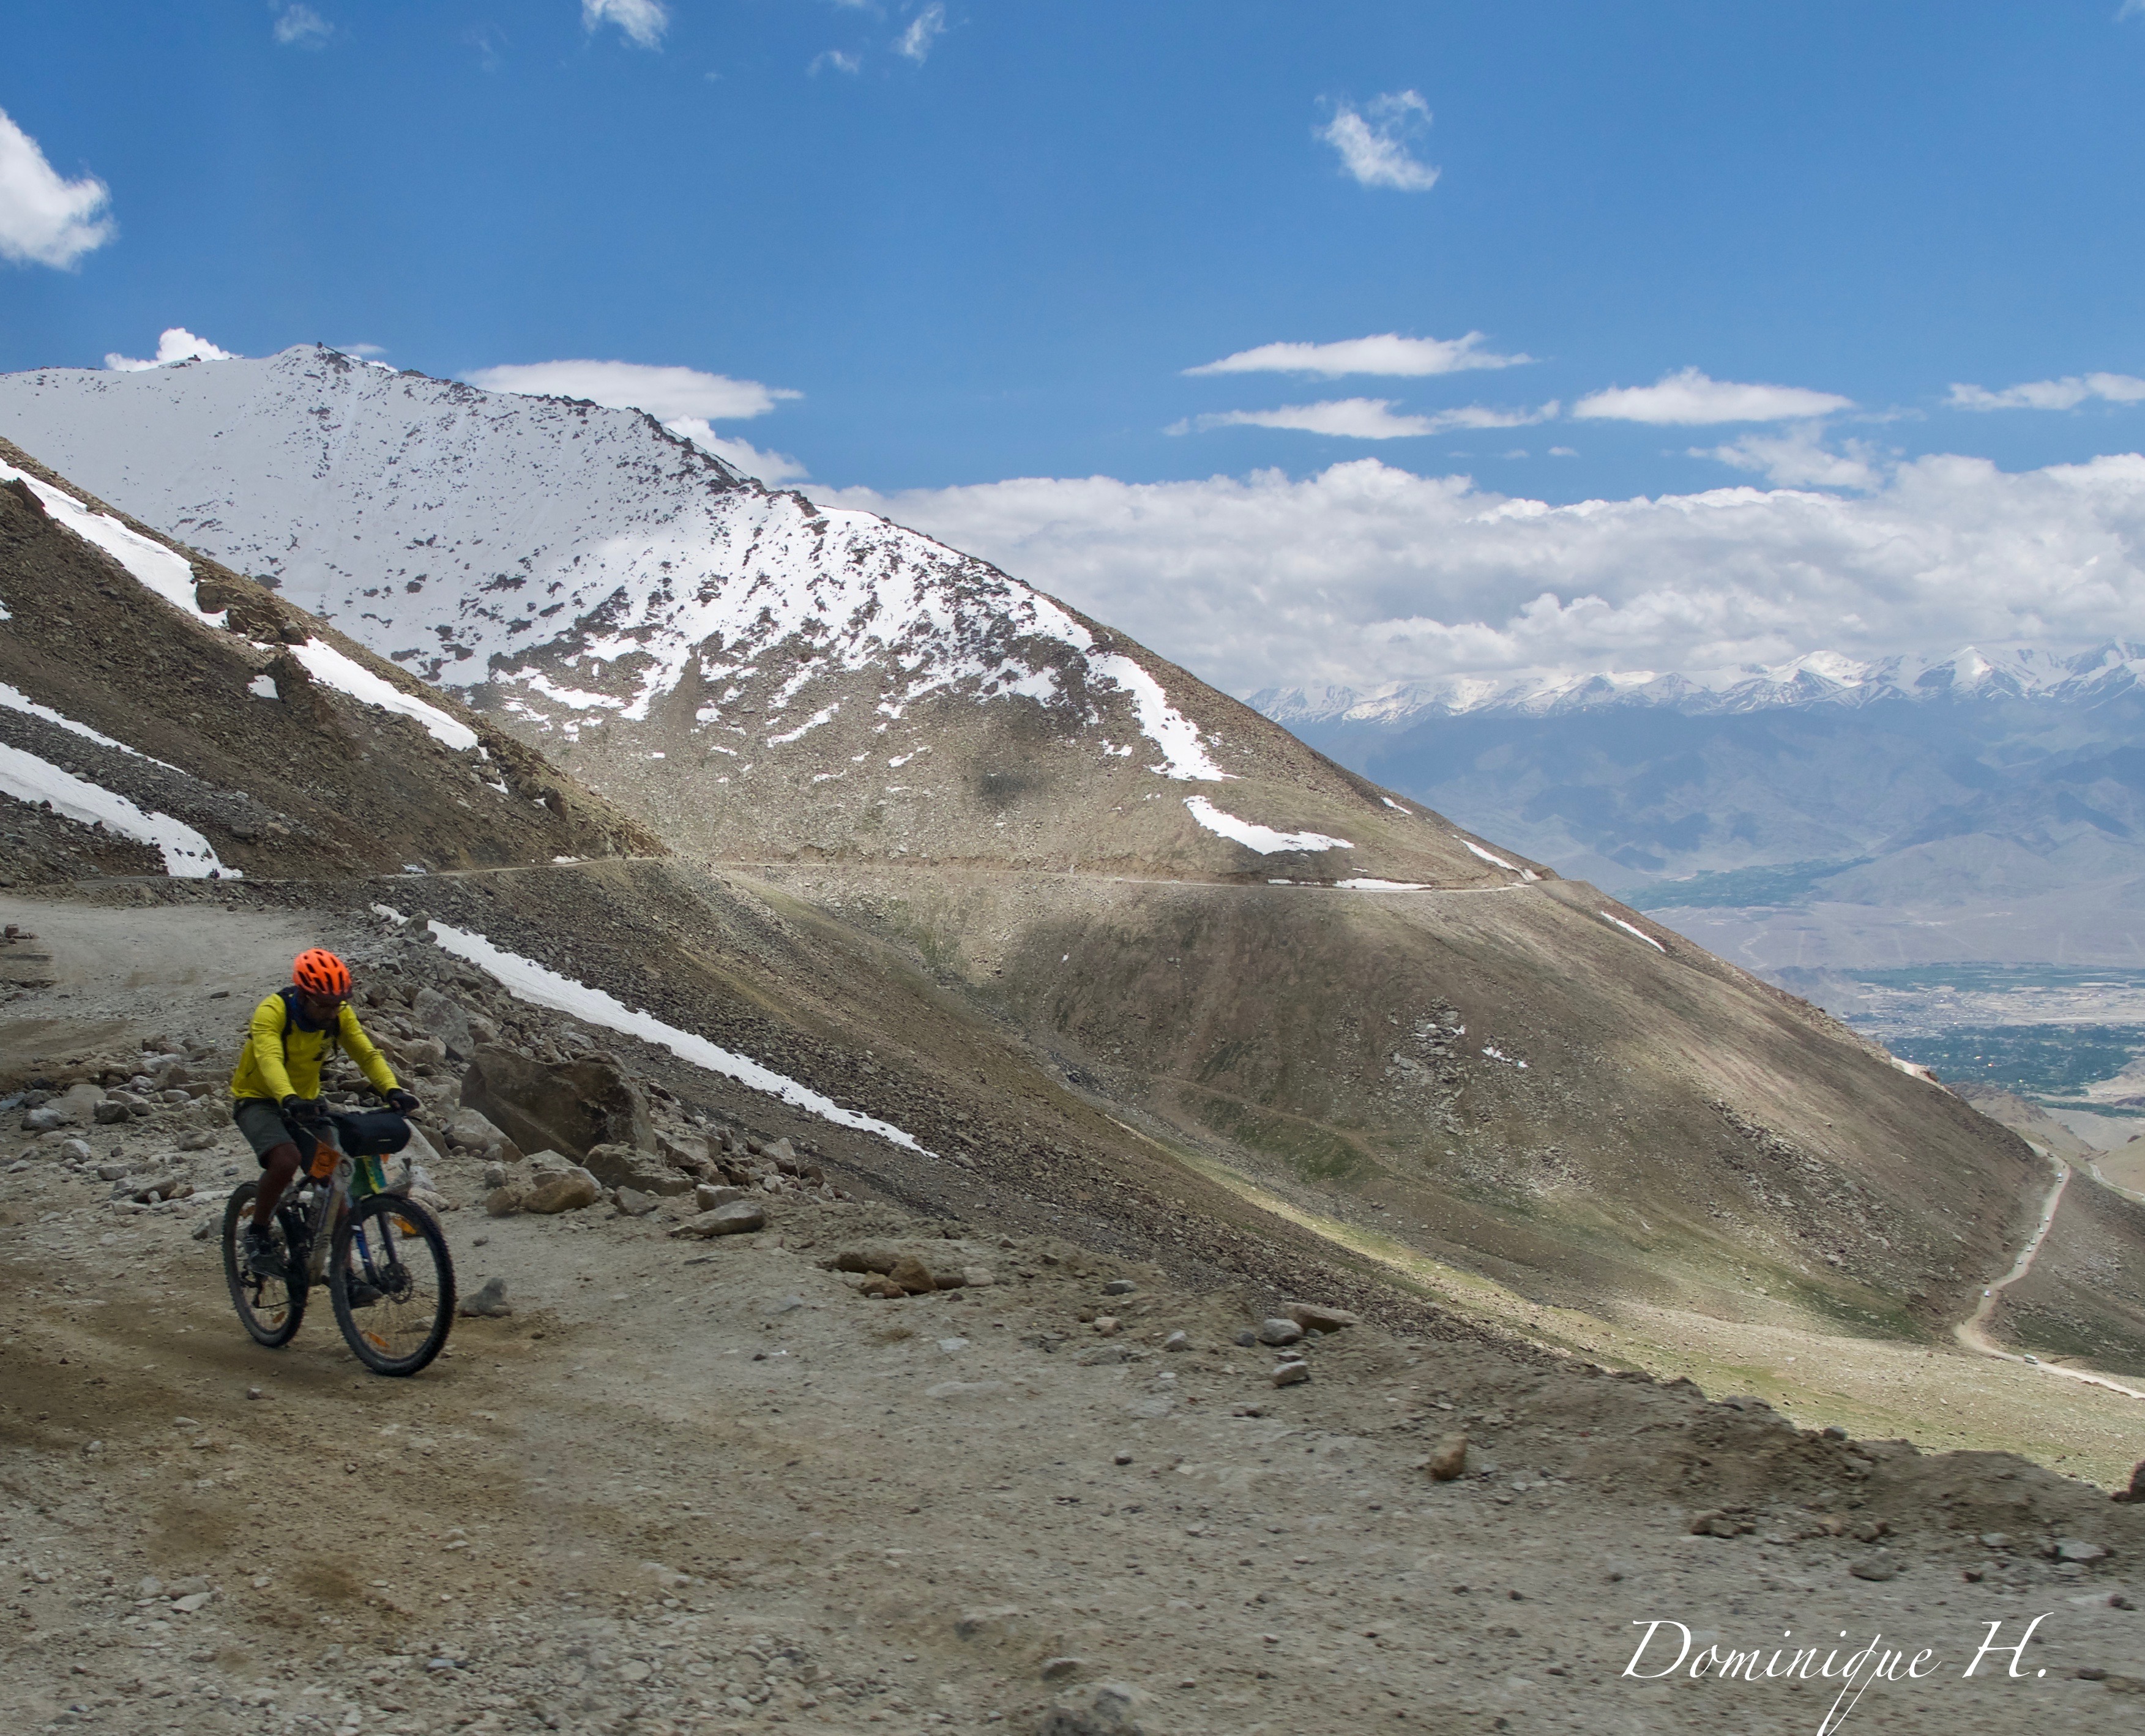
(229, 989, 400, 1103)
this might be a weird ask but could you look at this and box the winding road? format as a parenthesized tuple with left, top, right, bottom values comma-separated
(1953, 1143, 2145, 1401)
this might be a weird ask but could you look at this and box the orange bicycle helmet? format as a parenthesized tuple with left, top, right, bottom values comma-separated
(292, 948, 353, 999)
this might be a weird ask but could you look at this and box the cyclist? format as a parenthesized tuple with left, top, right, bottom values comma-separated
(231, 948, 419, 1276)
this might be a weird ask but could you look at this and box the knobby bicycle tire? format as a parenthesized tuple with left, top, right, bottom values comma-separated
(330, 1192, 456, 1376)
(221, 1182, 307, 1348)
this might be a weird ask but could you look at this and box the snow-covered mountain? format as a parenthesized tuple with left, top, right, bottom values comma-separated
(1255, 643, 2145, 728)
(0, 347, 1494, 882)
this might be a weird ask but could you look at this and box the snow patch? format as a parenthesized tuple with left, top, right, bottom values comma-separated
(1598, 911, 1666, 952)
(0, 462, 210, 622)
(0, 741, 231, 877)
(1184, 797, 1352, 854)
(1462, 839, 1523, 873)
(1337, 877, 1430, 891)
(425, 920, 935, 1155)
(248, 673, 279, 700)
(288, 639, 479, 751)
(0, 681, 182, 770)
(1090, 653, 1228, 780)
(512, 670, 628, 711)
(767, 703, 839, 747)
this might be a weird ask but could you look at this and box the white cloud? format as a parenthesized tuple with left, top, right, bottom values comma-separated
(105, 328, 236, 371)
(1172, 400, 1434, 440)
(583, 0, 668, 50)
(1172, 400, 1556, 440)
(895, 3, 946, 63)
(466, 360, 805, 479)
(1701, 424, 1881, 491)
(272, 4, 332, 48)
(814, 450, 2145, 698)
(1316, 91, 1440, 192)
(1185, 332, 1529, 379)
(1947, 373, 2145, 411)
(1573, 367, 1853, 425)
(463, 359, 797, 422)
(810, 49, 862, 75)
(332, 342, 387, 358)
(663, 421, 808, 483)
(2122, 1, 2145, 21)
(0, 109, 116, 270)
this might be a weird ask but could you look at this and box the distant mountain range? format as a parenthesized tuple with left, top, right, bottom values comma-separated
(1255, 643, 2145, 726)
(1261, 645, 2145, 969)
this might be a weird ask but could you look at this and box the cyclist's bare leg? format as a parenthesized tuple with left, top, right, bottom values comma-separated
(252, 1141, 302, 1227)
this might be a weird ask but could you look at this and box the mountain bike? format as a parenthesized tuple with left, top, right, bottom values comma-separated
(219, 1108, 457, 1376)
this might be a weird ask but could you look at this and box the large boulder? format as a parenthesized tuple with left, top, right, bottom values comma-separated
(458, 1045, 651, 1163)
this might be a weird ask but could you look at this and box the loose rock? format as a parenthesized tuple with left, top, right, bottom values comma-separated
(1285, 1301, 1359, 1333)
(669, 1199, 768, 1239)
(1425, 1433, 1469, 1481)
(521, 1166, 601, 1215)
(887, 1253, 937, 1295)
(1271, 1361, 1311, 1387)
(459, 1276, 512, 1318)
(1256, 1318, 1304, 1347)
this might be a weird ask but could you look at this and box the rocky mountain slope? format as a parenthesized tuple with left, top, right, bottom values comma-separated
(1, 357, 2136, 1374)
(0, 436, 655, 885)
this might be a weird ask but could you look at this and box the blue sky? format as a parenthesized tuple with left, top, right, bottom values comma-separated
(6, 2, 2145, 693)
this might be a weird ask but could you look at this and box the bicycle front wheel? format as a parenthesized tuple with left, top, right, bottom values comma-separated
(222, 1183, 307, 1347)
(330, 1193, 456, 1376)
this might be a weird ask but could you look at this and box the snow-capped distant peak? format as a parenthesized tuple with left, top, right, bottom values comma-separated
(1253, 641, 2145, 726)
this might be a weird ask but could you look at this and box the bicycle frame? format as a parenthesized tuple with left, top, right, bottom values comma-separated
(291, 1127, 394, 1284)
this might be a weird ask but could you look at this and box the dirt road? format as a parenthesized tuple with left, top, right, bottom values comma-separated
(1953, 1146, 2145, 1403)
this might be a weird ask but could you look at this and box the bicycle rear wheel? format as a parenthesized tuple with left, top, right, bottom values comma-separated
(221, 1183, 307, 1347)
(330, 1193, 455, 1376)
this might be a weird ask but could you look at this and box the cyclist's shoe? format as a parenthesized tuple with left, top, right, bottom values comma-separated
(241, 1224, 286, 1280)
(345, 1278, 384, 1309)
